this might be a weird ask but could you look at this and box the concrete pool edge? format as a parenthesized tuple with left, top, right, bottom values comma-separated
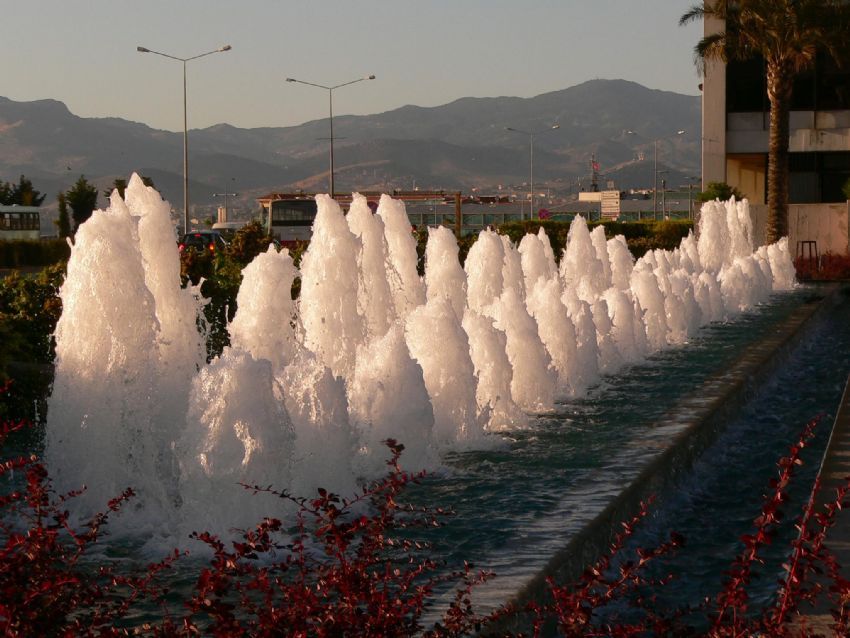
(505, 283, 842, 617)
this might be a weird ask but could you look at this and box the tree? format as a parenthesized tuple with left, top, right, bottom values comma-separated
(65, 176, 99, 232)
(0, 175, 45, 207)
(102, 175, 155, 200)
(681, 0, 850, 244)
(226, 220, 276, 265)
(0, 181, 12, 206)
(696, 181, 745, 203)
(55, 192, 72, 238)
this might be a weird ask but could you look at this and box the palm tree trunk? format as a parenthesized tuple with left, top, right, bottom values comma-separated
(766, 62, 792, 244)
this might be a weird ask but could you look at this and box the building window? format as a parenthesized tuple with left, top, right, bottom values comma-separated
(787, 152, 850, 204)
(727, 51, 850, 113)
(727, 58, 766, 113)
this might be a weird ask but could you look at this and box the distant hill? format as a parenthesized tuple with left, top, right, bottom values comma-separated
(0, 79, 700, 220)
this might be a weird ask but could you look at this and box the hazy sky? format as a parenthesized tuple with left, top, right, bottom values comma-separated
(6, 0, 703, 132)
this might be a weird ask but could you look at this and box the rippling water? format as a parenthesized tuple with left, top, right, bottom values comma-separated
(404, 285, 833, 608)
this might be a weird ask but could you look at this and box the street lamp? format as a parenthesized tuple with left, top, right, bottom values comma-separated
(685, 176, 700, 219)
(213, 190, 238, 222)
(285, 74, 376, 197)
(137, 44, 232, 233)
(653, 130, 686, 220)
(505, 124, 560, 221)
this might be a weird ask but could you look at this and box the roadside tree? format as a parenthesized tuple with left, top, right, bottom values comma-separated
(65, 176, 99, 231)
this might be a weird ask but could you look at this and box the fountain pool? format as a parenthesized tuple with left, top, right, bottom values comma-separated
(34, 173, 810, 618)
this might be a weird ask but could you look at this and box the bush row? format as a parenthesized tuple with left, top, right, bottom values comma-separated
(0, 239, 71, 268)
(498, 219, 694, 259)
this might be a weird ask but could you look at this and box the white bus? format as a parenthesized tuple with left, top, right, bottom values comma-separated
(0, 206, 41, 240)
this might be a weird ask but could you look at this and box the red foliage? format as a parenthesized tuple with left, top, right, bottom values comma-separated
(172, 439, 498, 637)
(3, 394, 850, 636)
(795, 253, 850, 281)
(0, 419, 178, 636)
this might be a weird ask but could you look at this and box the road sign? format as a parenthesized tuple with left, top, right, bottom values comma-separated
(601, 190, 620, 218)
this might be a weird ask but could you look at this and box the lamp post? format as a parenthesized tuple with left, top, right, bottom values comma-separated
(137, 44, 231, 233)
(506, 124, 560, 221)
(652, 130, 686, 221)
(213, 190, 237, 222)
(685, 176, 700, 219)
(285, 75, 376, 197)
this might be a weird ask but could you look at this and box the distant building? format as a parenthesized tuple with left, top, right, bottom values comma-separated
(256, 191, 532, 242)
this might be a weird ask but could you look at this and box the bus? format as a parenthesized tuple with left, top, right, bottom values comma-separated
(0, 206, 41, 240)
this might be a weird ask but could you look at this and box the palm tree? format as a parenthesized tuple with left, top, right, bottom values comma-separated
(681, 0, 849, 244)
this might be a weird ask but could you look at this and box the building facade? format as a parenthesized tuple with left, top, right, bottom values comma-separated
(701, 16, 850, 206)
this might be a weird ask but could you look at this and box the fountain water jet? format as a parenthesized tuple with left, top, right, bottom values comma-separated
(44, 177, 797, 540)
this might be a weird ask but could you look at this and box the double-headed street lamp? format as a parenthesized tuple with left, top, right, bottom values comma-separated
(505, 124, 560, 221)
(654, 130, 686, 220)
(137, 44, 232, 233)
(213, 190, 238, 222)
(285, 75, 376, 197)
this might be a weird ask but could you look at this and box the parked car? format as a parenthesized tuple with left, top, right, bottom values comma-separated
(178, 230, 228, 254)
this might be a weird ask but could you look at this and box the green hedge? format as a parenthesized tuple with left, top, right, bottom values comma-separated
(0, 239, 71, 268)
(498, 219, 693, 260)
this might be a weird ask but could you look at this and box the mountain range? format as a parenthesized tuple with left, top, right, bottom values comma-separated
(0, 79, 700, 219)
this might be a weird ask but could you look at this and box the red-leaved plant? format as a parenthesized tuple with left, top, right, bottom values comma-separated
(3, 372, 850, 638)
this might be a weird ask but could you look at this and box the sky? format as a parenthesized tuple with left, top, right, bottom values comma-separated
(5, 0, 704, 133)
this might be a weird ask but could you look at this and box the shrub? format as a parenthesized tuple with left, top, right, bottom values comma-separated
(696, 182, 745, 204)
(0, 239, 70, 268)
(0, 263, 64, 421)
(794, 252, 850, 281)
(498, 219, 693, 261)
(0, 398, 178, 636)
(3, 410, 850, 635)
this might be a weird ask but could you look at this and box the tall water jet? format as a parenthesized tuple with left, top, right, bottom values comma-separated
(347, 193, 395, 338)
(591, 225, 613, 290)
(377, 194, 425, 320)
(607, 235, 635, 291)
(593, 298, 623, 373)
(229, 245, 300, 370)
(177, 348, 294, 536)
(299, 194, 364, 380)
(526, 276, 582, 397)
(518, 231, 553, 295)
(560, 215, 607, 303)
(493, 288, 556, 412)
(465, 229, 504, 317)
(424, 225, 467, 319)
(561, 288, 601, 394)
(601, 288, 646, 364)
(462, 310, 526, 430)
(279, 348, 357, 497)
(46, 197, 170, 520)
(630, 261, 669, 351)
(500, 234, 526, 297)
(406, 297, 485, 446)
(348, 325, 437, 475)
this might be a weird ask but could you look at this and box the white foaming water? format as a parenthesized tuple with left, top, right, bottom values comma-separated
(424, 225, 467, 319)
(177, 348, 294, 537)
(45, 179, 796, 539)
(299, 195, 364, 380)
(378, 194, 425, 320)
(347, 193, 396, 339)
